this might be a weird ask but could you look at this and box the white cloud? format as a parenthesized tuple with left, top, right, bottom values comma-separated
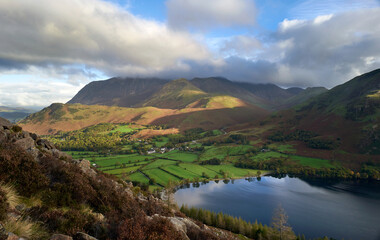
(220, 35, 262, 58)
(166, 0, 256, 30)
(279, 19, 306, 32)
(165, 9, 380, 88)
(1, 1, 380, 107)
(313, 14, 333, 25)
(0, 79, 84, 108)
(0, 0, 211, 77)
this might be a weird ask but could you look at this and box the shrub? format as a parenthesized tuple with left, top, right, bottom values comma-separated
(0, 184, 21, 210)
(117, 214, 184, 240)
(0, 142, 49, 196)
(2, 218, 48, 240)
(11, 125, 22, 133)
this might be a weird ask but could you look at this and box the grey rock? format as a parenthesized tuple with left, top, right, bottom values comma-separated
(37, 139, 54, 150)
(50, 234, 73, 240)
(73, 232, 97, 240)
(0, 131, 7, 142)
(75, 159, 96, 177)
(14, 137, 35, 150)
(168, 217, 190, 240)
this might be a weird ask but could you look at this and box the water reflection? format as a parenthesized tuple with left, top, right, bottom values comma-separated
(174, 176, 380, 240)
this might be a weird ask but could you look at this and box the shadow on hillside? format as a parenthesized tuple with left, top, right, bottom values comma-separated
(151, 106, 269, 131)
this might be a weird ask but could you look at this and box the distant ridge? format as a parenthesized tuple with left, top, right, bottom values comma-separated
(68, 76, 327, 111)
(68, 77, 168, 107)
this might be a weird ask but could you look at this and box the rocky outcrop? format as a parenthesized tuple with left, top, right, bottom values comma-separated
(0, 118, 72, 163)
(0, 118, 11, 128)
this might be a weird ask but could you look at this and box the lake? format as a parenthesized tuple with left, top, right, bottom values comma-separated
(174, 176, 380, 240)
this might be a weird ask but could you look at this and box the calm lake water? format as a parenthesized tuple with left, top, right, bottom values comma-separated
(174, 176, 380, 240)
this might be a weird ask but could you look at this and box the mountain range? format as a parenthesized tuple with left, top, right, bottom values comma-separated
(20, 69, 379, 156)
(20, 76, 329, 135)
(68, 76, 327, 111)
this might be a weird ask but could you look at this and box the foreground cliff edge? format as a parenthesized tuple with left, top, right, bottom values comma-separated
(0, 117, 248, 240)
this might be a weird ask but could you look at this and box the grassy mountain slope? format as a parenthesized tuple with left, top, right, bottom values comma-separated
(68, 76, 327, 112)
(275, 87, 328, 110)
(68, 77, 168, 107)
(247, 69, 380, 168)
(191, 77, 272, 109)
(20, 102, 269, 135)
(141, 78, 208, 109)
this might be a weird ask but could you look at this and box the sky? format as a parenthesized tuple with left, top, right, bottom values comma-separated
(0, 0, 379, 108)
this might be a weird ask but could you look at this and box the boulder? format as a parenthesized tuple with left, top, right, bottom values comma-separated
(37, 139, 54, 150)
(14, 137, 35, 150)
(0, 131, 7, 142)
(50, 234, 73, 240)
(168, 217, 190, 240)
(75, 159, 96, 177)
(73, 232, 98, 240)
(50, 149, 72, 161)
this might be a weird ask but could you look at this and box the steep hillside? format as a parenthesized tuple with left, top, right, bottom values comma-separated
(19, 102, 269, 135)
(141, 78, 208, 109)
(256, 69, 380, 166)
(191, 77, 327, 110)
(275, 87, 328, 110)
(237, 83, 295, 106)
(68, 77, 168, 107)
(191, 77, 271, 109)
(0, 118, 243, 239)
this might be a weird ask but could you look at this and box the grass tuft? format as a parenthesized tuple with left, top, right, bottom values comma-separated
(0, 183, 21, 210)
(3, 218, 48, 239)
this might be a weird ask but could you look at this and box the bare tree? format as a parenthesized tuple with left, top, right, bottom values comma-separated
(271, 204, 296, 240)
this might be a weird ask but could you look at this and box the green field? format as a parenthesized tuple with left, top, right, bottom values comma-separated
(129, 171, 150, 184)
(142, 159, 177, 170)
(103, 165, 141, 175)
(111, 124, 145, 133)
(165, 152, 198, 162)
(205, 164, 259, 178)
(179, 163, 220, 178)
(92, 154, 154, 168)
(290, 155, 336, 168)
(251, 151, 287, 161)
(143, 168, 180, 186)
(161, 165, 201, 179)
(200, 145, 253, 161)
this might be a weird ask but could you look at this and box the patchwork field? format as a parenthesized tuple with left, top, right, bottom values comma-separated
(56, 122, 345, 190)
